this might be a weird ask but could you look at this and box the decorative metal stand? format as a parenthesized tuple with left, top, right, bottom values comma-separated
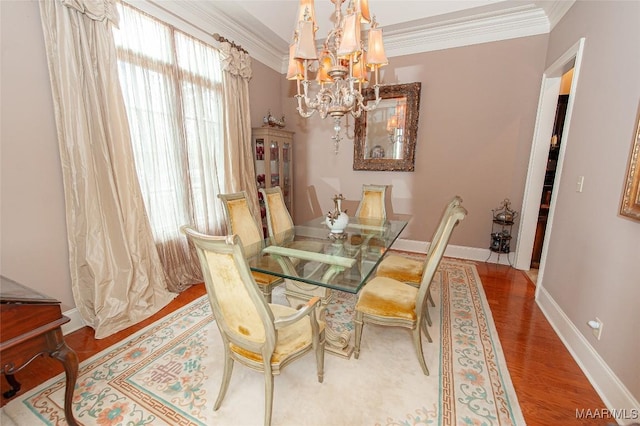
(486, 198, 518, 266)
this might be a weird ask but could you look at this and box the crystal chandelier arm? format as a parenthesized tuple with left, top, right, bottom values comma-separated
(295, 94, 315, 118)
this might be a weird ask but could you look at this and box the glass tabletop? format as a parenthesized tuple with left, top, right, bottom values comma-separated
(245, 216, 408, 294)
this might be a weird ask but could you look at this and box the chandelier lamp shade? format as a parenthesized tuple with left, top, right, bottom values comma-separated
(287, 0, 388, 153)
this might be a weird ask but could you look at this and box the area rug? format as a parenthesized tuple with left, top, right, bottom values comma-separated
(1, 260, 525, 426)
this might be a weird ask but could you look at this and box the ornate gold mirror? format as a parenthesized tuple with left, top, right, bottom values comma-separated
(353, 82, 421, 171)
(620, 102, 640, 221)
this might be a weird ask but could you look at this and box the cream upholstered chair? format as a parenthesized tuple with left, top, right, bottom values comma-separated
(259, 186, 324, 252)
(218, 191, 283, 302)
(260, 186, 295, 244)
(353, 205, 466, 375)
(375, 195, 463, 324)
(182, 228, 325, 426)
(355, 184, 387, 220)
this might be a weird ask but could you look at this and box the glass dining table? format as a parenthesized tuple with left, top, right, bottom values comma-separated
(243, 215, 409, 357)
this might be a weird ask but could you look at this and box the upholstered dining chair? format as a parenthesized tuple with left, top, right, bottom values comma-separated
(355, 184, 387, 220)
(218, 191, 283, 302)
(260, 186, 325, 253)
(181, 228, 325, 426)
(260, 186, 295, 244)
(353, 205, 466, 375)
(374, 195, 463, 325)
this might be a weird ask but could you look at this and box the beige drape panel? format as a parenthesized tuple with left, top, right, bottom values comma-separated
(219, 42, 260, 224)
(39, 0, 175, 339)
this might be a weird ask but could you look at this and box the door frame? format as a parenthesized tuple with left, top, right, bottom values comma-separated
(514, 38, 585, 292)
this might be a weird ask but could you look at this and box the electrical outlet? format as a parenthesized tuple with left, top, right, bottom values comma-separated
(588, 318, 603, 340)
(576, 176, 585, 192)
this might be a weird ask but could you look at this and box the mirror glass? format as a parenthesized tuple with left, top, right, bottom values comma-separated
(353, 82, 421, 172)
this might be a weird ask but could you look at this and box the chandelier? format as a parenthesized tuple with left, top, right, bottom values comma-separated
(287, 0, 388, 153)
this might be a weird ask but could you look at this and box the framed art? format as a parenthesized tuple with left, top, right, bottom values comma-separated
(620, 103, 640, 221)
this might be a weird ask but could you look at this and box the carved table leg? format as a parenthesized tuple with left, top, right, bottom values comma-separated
(3, 374, 21, 398)
(49, 333, 79, 426)
(285, 280, 353, 358)
(318, 300, 353, 359)
(270, 255, 355, 358)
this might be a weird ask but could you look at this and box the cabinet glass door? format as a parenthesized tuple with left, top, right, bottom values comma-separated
(269, 140, 280, 187)
(282, 142, 291, 209)
(255, 138, 266, 189)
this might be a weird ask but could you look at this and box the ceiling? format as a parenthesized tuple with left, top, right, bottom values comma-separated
(151, 0, 574, 72)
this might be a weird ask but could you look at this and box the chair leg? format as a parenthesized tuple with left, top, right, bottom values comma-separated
(316, 330, 325, 383)
(264, 367, 274, 426)
(421, 316, 432, 343)
(412, 328, 429, 376)
(214, 348, 234, 410)
(262, 286, 273, 303)
(354, 311, 364, 359)
(427, 288, 435, 307)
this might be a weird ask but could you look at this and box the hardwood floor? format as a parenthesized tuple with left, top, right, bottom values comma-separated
(1, 261, 606, 425)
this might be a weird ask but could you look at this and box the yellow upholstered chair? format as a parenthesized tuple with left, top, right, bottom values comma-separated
(260, 186, 324, 253)
(182, 228, 325, 426)
(218, 191, 283, 302)
(260, 186, 295, 244)
(375, 195, 463, 324)
(353, 206, 466, 375)
(355, 184, 387, 220)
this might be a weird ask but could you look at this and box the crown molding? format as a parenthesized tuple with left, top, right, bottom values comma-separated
(544, 0, 576, 30)
(133, 0, 287, 71)
(381, 4, 550, 59)
(131, 1, 566, 75)
(172, 2, 287, 71)
(276, 3, 553, 74)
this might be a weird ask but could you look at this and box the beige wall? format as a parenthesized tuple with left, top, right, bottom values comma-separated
(248, 59, 284, 129)
(541, 0, 639, 401)
(283, 35, 548, 250)
(1, 1, 73, 309)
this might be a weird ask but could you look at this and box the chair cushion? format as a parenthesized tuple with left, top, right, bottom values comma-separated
(231, 304, 323, 364)
(376, 254, 424, 285)
(355, 276, 418, 320)
(251, 256, 284, 286)
(252, 271, 282, 286)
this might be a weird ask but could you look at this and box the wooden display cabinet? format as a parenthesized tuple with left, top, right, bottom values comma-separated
(253, 127, 294, 234)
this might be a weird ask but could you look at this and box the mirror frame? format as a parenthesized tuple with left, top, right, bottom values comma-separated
(353, 82, 421, 172)
(620, 102, 640, 221)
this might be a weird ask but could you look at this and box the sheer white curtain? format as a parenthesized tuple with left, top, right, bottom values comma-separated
(113, 3, 258, 289)
(39, 0, 175, 339)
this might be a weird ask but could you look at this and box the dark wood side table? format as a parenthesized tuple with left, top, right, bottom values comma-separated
(0, 275, 79, 426)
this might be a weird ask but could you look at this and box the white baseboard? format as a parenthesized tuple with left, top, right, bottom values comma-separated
(391, 238, 427, 253)
(394, 239, 515, 266)
(536, 286, 640, 422)
(61, 308, 86, 335)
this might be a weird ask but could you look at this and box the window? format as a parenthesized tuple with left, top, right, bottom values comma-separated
(113, 2, 226, 243)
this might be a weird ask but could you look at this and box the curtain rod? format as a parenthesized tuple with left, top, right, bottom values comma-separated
(213, 33, 248, 54)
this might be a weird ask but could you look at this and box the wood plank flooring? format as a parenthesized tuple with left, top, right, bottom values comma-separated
(1, 261, 606, 425)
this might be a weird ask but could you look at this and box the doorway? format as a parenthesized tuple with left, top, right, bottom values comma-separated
(514, 38, 585, 291)
(531, 85, 571, 268)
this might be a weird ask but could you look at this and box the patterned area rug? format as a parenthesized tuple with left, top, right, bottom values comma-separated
(1, 260, 525, 426)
